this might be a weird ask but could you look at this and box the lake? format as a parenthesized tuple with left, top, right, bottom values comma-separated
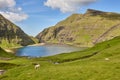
(16, 44, 85, 57)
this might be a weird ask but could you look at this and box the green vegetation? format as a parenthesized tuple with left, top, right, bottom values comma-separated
(36, 9, 120, 47)
(30, 36, 39, 44)
(0, 35, 120, 80)
(0, 47, 13, 58)
(0, 39, 21, 48)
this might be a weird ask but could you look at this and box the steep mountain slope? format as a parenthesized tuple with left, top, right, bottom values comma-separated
(0, 14, 35, 48)
(36, 9, 120, 47)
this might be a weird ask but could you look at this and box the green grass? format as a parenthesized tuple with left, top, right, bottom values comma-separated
(0, 36, 120, 80)
(30, 36, 39, 44)
(0, 47, 14, 58)
(0, 40, 21, 48)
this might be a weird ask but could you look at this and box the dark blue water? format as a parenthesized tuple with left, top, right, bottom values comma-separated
(16, 44, 85, 57)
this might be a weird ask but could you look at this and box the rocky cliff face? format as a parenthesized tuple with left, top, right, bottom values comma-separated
(0, 14, 35, 48)
(36, 9, 120, 47)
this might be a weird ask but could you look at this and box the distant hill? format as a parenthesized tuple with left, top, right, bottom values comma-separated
(36, 9, 120, 47)
(0, 14, 35, 48)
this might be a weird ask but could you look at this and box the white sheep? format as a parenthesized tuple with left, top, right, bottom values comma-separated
(54, 62, 59, 65)
(35, 64, 40, 69)
(105, 58, 109, 61)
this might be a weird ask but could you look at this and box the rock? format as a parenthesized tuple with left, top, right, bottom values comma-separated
(0, 70, 5, 75)
(85, 9, 105, 16)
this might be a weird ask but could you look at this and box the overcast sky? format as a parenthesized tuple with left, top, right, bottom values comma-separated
(0, 0, 120, 36)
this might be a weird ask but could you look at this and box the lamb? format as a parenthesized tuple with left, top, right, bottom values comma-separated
(34, 64, 40, 69)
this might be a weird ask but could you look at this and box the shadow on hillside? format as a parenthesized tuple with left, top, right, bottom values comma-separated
(57, 51, 99, 63)
(99, 13, 120, 20)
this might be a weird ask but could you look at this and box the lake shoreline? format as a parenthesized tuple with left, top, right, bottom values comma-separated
(4, 43, 87, 57)
(28, 43, 45, 46)
(4, 43, 46, 54)
(16, 44, 85, 57)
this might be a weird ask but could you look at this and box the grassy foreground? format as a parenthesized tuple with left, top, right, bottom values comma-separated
(0, 36, 120, 80)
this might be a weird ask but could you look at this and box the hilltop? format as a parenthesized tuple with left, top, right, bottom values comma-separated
(0, 14, 35, 48)
(36, 9, 120, 47)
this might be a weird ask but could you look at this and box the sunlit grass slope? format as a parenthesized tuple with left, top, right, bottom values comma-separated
(0, 47, 14, 58)
(0, 36, 120, 80)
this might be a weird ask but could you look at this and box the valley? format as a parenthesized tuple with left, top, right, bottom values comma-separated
(0, 9, 120, 80)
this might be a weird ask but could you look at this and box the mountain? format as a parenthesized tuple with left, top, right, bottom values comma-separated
(36, 9, 120, 47)
(0, 14, 35, 48)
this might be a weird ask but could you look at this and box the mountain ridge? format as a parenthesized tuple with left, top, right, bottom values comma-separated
(36, 9, 120, 47)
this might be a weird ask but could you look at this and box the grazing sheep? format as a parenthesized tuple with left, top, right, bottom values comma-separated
(35, 64, 40, 69)
(0, 70, 5, 75)
(105, 58, 109, 61)
(54, 62, 59, 65)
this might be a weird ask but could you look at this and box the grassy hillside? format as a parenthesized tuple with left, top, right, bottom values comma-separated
(36, 9, 120, 47)
(30, 36, 39, 44)
(0, 14, 35, 48)
(0, 47, 13, 57)
(0, 36, 120, 80)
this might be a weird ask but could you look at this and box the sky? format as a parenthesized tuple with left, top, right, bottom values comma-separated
(0, 0, 120, 36)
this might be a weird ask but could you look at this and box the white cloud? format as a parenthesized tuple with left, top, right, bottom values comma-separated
(0, 0, 16, 9)
(0, 0, 28, 22)
(0, 11, 28, 22)
(44, 0, 97, 13)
